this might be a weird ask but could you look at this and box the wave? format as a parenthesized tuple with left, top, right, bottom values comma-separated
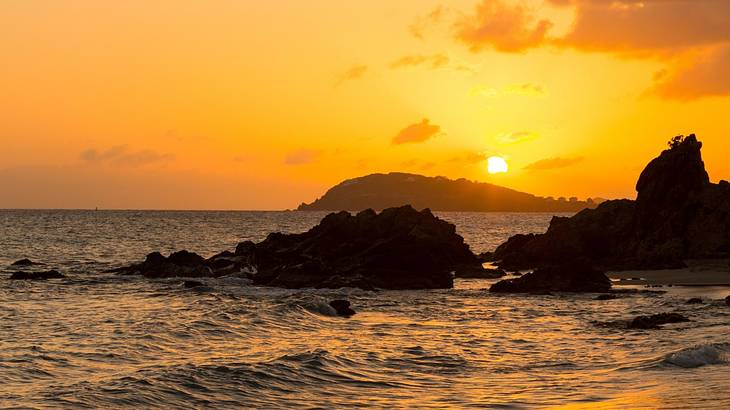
(662, 343, 730, 368)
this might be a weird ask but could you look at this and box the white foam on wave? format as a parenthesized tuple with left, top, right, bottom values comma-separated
(663, 343, 730, 368)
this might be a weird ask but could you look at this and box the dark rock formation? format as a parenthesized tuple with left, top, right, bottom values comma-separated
(456, 267, 506, 279)
(241, 206, 482, 289)
(116, 251, 213, 279)
(494, 135, 730, 271)
(725, 295, 730, 306)
(115, 205, 484, 290)
(329, 299, 356, 317)
(489, 260, 611, 293)
(183, 280, 205, 288)
(628, 313, 690, 329)
(9, 270, 65, 280)
(298, 172, 596, 212)
(595, 294, 617, 300)
(686, 298, 703, 304)
(11, 258, 42, 266)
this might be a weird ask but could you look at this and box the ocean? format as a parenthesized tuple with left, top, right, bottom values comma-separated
(1, 210, 729, 408)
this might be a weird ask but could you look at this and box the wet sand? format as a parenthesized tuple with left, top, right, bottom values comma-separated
(609, 259, 730, 286)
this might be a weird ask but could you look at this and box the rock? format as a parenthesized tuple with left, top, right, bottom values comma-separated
(725, 295, 730, 306)
(11, 258, 41, 266)
(686, 297, 703, 304)
(168, 250, 205, 267)
(9, 270, 65, 280)
(116, 250, 214, 279)
(183, 280, 205, 288)
(477, 251, 495, 262)
(455, 267, 506, 279)
(492, 135, 730, 271)
(489, 260, 611, 293)
(628, 312, 690, 329)
(329, 299, 356, 317)
(115, 205, 483, 290)
(241, 205, 481, 289)
(595, 294, 617, 300)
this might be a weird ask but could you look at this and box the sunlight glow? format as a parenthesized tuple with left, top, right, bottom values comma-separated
(487, 156, 509, 174)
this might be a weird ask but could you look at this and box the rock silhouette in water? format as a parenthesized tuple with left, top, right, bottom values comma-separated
(9, 270, 65, 280)
(627, 313, 690, 329)
(329, 300, 356, 317)
(11, 259, 42, 266)
(489, 260, 611, 293)
(493, 135, 730, 271)
(114, 205, 487, 290)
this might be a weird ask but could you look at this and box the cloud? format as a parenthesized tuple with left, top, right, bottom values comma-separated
(448, 151, 486, 164)
(524, 156, 583, 171)
(80, 145, 174, 166)
(392, 119, 442, 145)
(389, 54, 450, 70)
(651, 45, 730, 100)
(454, 0, 553, 53)
(284, 149, 320, 165)
(336, 65, 368, 86)
(503, 83, 546, 96)
(496, 131, 539, 144)
(449, 0, 730, 99)
(409, 5, 445, 39)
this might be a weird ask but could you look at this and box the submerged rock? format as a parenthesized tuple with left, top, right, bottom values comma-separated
(11, 258, 42, 266)
(329, 299, 356, 317)
(183, 280, 205, 288)
(493, 135, 730, 271)
(9, 270, 65, 280)
(628, 313, 690, 329)
(595, 294, 617, 300)
(489, 260, 611, 293)
(726, 295, 730, 306)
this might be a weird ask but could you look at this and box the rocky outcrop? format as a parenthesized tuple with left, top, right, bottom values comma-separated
(494, 135, 730, 271)
(115, 205, 487, 290)
(627, 313, 690, 329)
(489, 260, 611, 293)
(11, 258, 42, 266)
(9, 270, 65, 280)
(329, 300, 356, 317)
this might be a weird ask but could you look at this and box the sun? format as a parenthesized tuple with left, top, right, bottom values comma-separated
(487, 156, 508, 174)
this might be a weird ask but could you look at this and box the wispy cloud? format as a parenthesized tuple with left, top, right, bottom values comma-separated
(389, 54, 450, 70)
(496, 131, 539, 144)
(80, 145, 174, 167)
(336, 65, 368, 86)
(284, 149, 320, 165)
(409, 5, 445, 39)
(524, 156, 583, 171)
(392, 119, 442, 145)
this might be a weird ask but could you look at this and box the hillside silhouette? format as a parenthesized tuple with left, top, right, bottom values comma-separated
(298, 172, 597, 212)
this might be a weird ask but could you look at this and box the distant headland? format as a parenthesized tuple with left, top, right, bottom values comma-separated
(297, 172, 601, 212)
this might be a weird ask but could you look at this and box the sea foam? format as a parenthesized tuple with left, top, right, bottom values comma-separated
(663, 343, 730, 368)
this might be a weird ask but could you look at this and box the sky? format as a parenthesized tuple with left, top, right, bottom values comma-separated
(2, 0, 730, 209)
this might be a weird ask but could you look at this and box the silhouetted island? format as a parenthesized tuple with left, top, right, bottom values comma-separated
(297, 172, 597, 212)
(493, 134, 730, 272)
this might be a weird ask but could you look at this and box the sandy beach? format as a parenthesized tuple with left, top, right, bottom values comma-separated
(609, 259, 730, 286)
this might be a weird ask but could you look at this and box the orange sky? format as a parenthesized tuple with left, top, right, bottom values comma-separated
(2, 0, 730, 209)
